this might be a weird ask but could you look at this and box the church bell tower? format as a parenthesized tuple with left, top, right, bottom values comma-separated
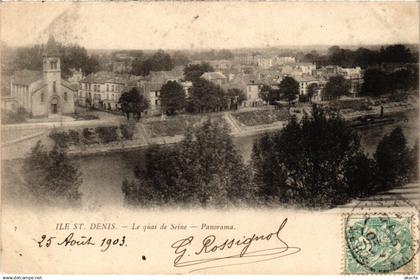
(43, 35, 62, 115)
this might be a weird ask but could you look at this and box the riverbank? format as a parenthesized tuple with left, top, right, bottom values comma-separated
(2, 103, 417, 161)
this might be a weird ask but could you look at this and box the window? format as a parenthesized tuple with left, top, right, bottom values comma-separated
(53, 81, 56, 93)
(111, 85, 114, 92)
(155, 100, 158, 105)
(64, 92, 68, 101)
(112, 94, 114, 100)
(106, 85, 109, 92)
(40, 93, 44, 102)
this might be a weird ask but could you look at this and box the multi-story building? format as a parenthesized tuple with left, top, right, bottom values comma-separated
(256, 57, 274, 69)
(244, 80, 264, 107)
(296, 62, 316, 75)
(293, 75, 321, 97)
(78, 72, 132, 110)
(339, 67, 363, 95)
(275, 56, 296, 65)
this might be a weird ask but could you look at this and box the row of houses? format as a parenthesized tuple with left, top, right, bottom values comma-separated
(76, 66, 192, 115)
(75, 62, 363, 114)
(2, 36, 364, 118)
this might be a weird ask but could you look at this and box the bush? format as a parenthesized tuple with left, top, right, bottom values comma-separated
(95, 126, 119, 143)
(82, 128, 98, 145)
(48, 129, 70, 148)
(120, 124, 135, 140)
(67, 129, 81, 145)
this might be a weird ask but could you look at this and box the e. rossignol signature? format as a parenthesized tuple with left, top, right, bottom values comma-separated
(171, 218, 301, 272)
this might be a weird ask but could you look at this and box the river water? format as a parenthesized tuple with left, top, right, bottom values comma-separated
(2, 112, 418, 209)
(72, 116, 418, 208)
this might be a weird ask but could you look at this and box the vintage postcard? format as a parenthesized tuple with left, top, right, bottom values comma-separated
(0, 1, 419, 275)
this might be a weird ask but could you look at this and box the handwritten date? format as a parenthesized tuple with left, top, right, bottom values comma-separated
(36, 232, 126, 252)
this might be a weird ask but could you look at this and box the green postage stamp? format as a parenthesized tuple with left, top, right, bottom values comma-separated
(344, 213, 418, 274)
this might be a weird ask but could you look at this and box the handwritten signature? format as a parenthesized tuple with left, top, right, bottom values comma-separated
(171, 218, 301, 272)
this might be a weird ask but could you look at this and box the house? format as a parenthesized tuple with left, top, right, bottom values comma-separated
(244, 80, 264, 107)
(256, 56, 274, 69)
(275, 56, 296, 65)
(8, 36, 76, 117)
(339, 67, 363, 95)
(200, 72, 227, 86)
(78, 71, 133, 110)
(293, 75, 321, 98)
(139, 68, 186, 114)
(296, 63, 316, 75)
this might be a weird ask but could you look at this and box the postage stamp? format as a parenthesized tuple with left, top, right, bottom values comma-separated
(344, 213, 417, 274)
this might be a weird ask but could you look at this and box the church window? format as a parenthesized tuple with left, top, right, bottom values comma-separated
(53, 81, 56, 93)
(41, 93, 45, 102)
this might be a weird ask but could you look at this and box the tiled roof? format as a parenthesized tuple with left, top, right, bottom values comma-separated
(80, 71, 129, 84)
(62, 80, 77, 91)
(201, 72, 227, 80)
(11, 70, 42, 85)
(293, 75, 319, 83)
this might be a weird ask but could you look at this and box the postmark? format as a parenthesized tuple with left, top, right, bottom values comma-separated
(343, 197, 419, 274)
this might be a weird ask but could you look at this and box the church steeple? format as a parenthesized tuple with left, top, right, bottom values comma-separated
(43, 35, 61, 73)
(42, 35, 62, 115)
(43, 35, 60, 57)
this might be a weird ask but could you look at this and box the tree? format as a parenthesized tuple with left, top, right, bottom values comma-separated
(131, 50, 174, 76)
(159, 81, 186, 115)
(306, 83, 319, 101)
(172, 51, 190, 66)
(259, 85, 272, 104)
(22, 141, 82, 204)
(226, 88, 246, 110)
(374, 127, 412, 190)
(132, 145, 182, 204)
(184, 63, 214, 82)
(122, 119, 253, 207)
(251, 107, 370, 207)
(380, 44, 414, 63)
(324, 75, 350, 100)
(12, 43, 99, 78)
(188, 78, 225, 113)
(360, 69, 389, 97)
(279, 76, 299, 102)
(118, 87, 149, 121)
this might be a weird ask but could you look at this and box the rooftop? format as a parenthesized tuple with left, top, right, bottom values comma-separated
(201, 71, 227, 80)
(11, 70, 42, 85)
(80, 71, 131, 84)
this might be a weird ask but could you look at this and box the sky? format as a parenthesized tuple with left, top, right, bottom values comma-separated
(1, 2, 419, 50)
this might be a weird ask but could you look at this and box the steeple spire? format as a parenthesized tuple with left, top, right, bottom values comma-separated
(43, 35, 60, 57)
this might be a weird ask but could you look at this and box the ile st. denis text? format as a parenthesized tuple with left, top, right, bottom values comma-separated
(55, 222, 235, 232)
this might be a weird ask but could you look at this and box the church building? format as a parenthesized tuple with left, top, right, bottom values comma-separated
(9, 36, 76, 117)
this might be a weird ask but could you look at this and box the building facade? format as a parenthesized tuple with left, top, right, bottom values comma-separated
(8, 36, 75, 117)
(78, 72, 131, 110)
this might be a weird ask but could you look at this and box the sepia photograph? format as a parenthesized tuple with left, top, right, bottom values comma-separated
(1, 1, 419, 275)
